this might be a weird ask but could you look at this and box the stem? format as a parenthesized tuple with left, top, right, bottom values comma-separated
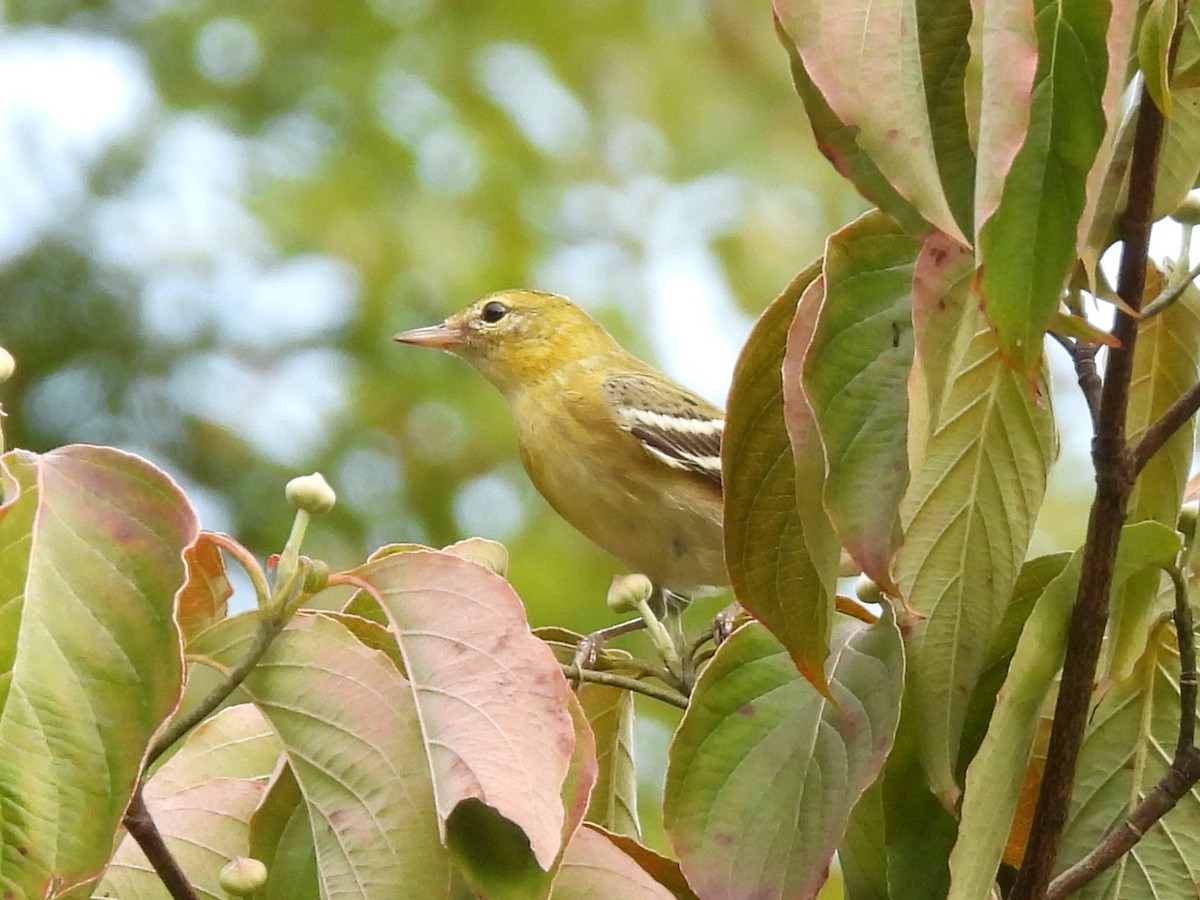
(561, 664, 690, 709)
(1141, 258, 1200, 320)
(147, 608, 285, 764)
(204, 531, 272, 609)
(1128, 379, 1200, 475)
(122, 787, 199, 900)
(1011, 75, 1172, 900)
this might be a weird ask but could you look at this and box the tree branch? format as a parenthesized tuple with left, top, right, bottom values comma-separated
(1047, 569, 1199, 900)
(1011, 75, 1173, 900)
(121, 787, 199, 900)
(561, 664, 690, 709)
(1129, 378, 1200, 475)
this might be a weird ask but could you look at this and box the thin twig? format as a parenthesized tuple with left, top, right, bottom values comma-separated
(1011, 69, 1176, 900)
(1129, 379, 1200, 475)
(561, 664, 690, 709)
(1168, 566, 1197, 754)
(147, 608, 285, 764)
(1140, 257, 1200, 319)
(1043, 570, 1200, 898)
(203, 531, 272, 609)
(121, 787, 199, 900)
(1046, 749, 1200, 899)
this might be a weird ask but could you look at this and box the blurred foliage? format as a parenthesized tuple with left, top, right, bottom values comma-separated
(0, 0, 864, 634)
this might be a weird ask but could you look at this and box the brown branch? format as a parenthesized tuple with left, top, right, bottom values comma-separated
(122, 787, 199, 900)
(1129, 379, 1200, 475)
(1046, 748, 1200, 899)
(1047, 573, 1199, 899)
(1010, 74, 1174, 900)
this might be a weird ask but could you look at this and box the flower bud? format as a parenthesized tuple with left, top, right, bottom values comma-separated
(1179, 500, 1199, 539)
(0, 347, 13, 384)
(1172, 191, 1200, 226)
(855, 574, 883, 606)
(606, 573, 654, 614)
(219, 856, 268, 896)
(285, 472, 336, 514)
(301, 557, 330, 593)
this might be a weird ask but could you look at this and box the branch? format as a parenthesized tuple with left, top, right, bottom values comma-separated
(1140, 257, 1200, 319)
(1129, 379, 1200, 475)
(1011, 73, 1175, 900)
(122, 787, 199, 900)
(1047, 568, 1200, 898)
(561, 664, 690, 709)
(1051, 332, 1102, 431)
(147, 607, 286, 764)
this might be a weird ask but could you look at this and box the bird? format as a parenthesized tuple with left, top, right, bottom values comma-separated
(393, 289, 726, 611)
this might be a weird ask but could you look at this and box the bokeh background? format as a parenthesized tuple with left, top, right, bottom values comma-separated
(0, 0, 1119, 862)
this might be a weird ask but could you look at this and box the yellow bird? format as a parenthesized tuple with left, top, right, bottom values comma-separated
(394, 289, 726, 600)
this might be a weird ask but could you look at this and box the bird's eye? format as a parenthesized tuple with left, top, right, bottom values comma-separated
(480, 301, 509, 324)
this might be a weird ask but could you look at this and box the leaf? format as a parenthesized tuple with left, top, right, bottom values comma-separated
(1046, 310, 1121, 348)
(1139, 0, 1179, 115)
(600, 829, 701, 900)
(1106, 265, 1200, 682)
(178, 532, 232, 642)
(248, 762, 320, 900)
(577, 681, 639, 838)
(352, 549, 577, 872)
(188, 610, 458, 899)
(550, 826, 675, 900)
(0, 446, 197, 898)
(947, 522, 1182, 900)
(663, 610, 904, 900)
(897, 265, 1057, 808)
(976, 0, 1112, 376)
(98, 704, 282, 900)
(724, 261, 838, 691)
(969, 0, 1039, 231)
(773, 0, 971, 242)
(803, 210, 920, 588)
(777, 25, 931, 238)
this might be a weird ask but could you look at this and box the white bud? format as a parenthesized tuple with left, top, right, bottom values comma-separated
(285, 472, 336, 514)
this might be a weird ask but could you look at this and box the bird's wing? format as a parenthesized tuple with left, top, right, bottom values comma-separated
(601, 372, 724, 487)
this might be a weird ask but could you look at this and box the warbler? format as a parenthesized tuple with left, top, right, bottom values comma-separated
(393, 289, 726, 599)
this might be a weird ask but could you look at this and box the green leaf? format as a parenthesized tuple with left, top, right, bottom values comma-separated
(189, 610, 458, 899)
(840, 777, 890, 900)
(804, 210, 920, 588)
(248, 763, 320, 900)
(948, 522, 1182, 900)
(1107, 266, 1200, 682)
(0, 446, 197, 897)
(1057, 621, 1200, 897)
(1139, 0, 1179, 115)
(663, 610, 904, 900)
(99, 704, 282, 899)
(578, 682, 639, 838)
(976, 0, 1112, 375)
(778, 28, 931, 238)
(897, 258, 1057, 807)
(724, 261, 837, 691)
(774, 0, 972, 242)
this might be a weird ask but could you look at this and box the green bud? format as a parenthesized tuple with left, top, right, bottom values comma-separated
(444, 537, 509, 577)
(606, 573, 654, 614)
(219, 857, 268, 896)
(285, 472, 336, 514)
(0, 347, 13, 384)
(301, 557, 330, 593)
(855, 574, 883, 606)
(1172, 191, 1200, 226)
(1179, 500, 1199, 539)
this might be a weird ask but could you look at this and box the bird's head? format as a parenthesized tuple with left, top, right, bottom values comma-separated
(394, 289, 620, 396)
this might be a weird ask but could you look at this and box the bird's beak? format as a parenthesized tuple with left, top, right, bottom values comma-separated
(393, 321, 463, 349)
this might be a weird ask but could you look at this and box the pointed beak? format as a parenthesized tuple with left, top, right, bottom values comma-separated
(393, 322, 463, 349)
